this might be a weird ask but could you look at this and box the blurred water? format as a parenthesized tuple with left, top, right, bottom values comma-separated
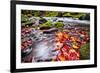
(32, 32, 57, 62)
(43, 17, 90, 25)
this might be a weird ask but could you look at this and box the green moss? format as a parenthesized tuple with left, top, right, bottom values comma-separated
(63, 12, 86, 19)
(21, 16, 37, 27)
(21, 14, 29, 23)
(33, 11, 41, 17)
(27, 14, 32, 17)
(54, 22, 64, 28)
(45, 11, 58, 17)
(79, 13, 90, 20)
(80, 42, 90, 60)
(63, 12, 71, 17)
(39, 21, 52, 28)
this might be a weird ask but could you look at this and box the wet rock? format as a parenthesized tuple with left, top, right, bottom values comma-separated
(43, 28, 58, 34)
(39, 18, 47, 24)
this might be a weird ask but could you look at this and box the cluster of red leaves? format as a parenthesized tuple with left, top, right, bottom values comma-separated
(21, 27, 33, 51)
(53, 30, 89, 61)
(21, 27, 33, 37)
(21, 38, 32, 51)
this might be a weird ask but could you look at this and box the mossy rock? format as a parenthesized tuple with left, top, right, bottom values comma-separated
(54, 22, 64, 28)
(79, 13, 90, 20)
(63, 12, 72, 17)
(21, 14, 29, 23)
(32, 11, 44, 17)
(39, 18, 47, 24)
(39, 21, 52, 29)
(63, 12, 86, 19)
(27, 14, 32, 17)
(80, 42, 90, 60)
(45, 11, 58, 17)
(22, 18, 37, 27)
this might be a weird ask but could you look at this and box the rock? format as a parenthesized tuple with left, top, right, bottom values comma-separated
(39, 18, 47, 24)
(80, 43, 90, 60)
(79, 14, 90, 20)
(43, 28, 58, 34)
